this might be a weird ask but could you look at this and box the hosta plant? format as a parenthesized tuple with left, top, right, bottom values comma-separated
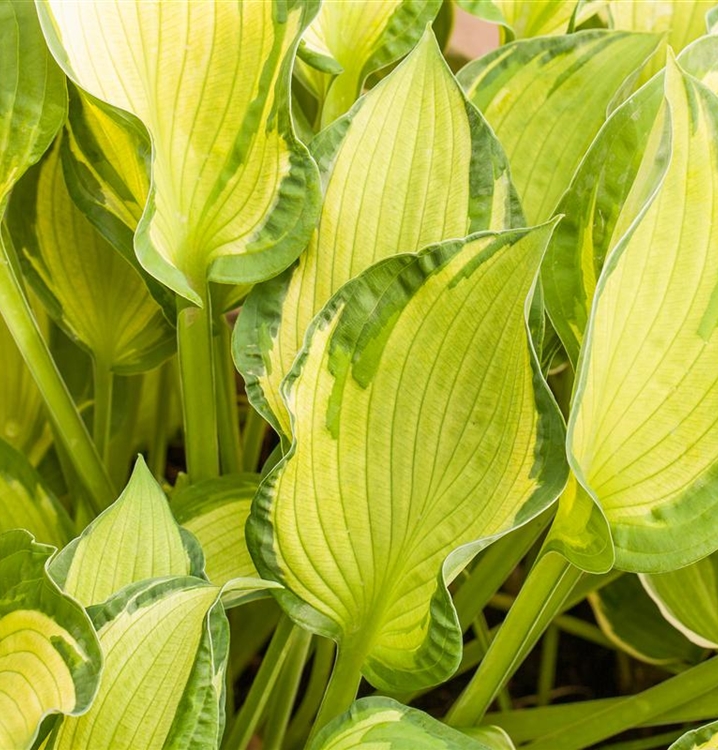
(4, 1, 718, 749)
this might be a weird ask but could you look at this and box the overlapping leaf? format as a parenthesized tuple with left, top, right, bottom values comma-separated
(48, 577, 229, 750)
(543, 36, 718, 364)
(0, 530, 102, 750)
(38, 0, 321, 304)
(568, 54, 718, 572)
(50, 457, 203, 607)
(249, 224, 566, 690)
(309, 697, 505, 750)
(456, 0, 577, 40)
(590, 574, 706, 664)
(0, 438, 73, 547)
(669, 720, 718, 750)
(608, 1, 716, 60)
(642, 555, 718, 648)
(7, 140, 175, 374)
(172, 473, 260, 585)
(0, 0, 66, 205)
(297, 0, 441, 126)
(236, 31, 521, 437)
(459, 30, 660, 223)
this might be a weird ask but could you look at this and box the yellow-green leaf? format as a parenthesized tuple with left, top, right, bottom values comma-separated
(542, 35, 718, 365)
(49, 577, 228, 750)
(60, 85, 178, 318)
(459, 30, 660, 223)
(568, 53, 718, 572)
(590, 574, 705, 665)
(297, 0, 441, 126)
(0, 303, 47, 457)
(669, 720, 718, 750)
(236, 30, 521, 438)
(0, 0, 66, 205)
(456, 0, 578, 40)
(642, 555, 718, 648)
(309, 697, 502, 750)
(50, 457, 203, 607)
(0, 437, 73, 547)
(608, 0, 716, 80)
(172, 474, 260, 585)
(0, 529, 102, 750)
(7, 139, 175, 374)
(249, 224, 567, 691)
(37, 0, 321, 305)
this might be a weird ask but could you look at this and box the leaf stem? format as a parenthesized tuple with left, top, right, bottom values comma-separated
(148, 361, 173, 480)
(177, 291, 219, 483)
(242, 405, 267, 473)
(221, 614, 300, 750)
(286, 637, 336, 750)
(214, 314, 242, 474)
(92, 358, 114, 467)
(446, 551, 582, 727)
(309, 641, 364, 741)
(454, 508, 553, 632)
(262, 628, 313, 750)
(0, 230, 114, 512)
(524, 654, 718, 750)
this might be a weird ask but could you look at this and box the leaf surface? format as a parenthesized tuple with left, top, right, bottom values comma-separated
(38, 0, 321, 303)
(298, 0, 441, 125)
(249, 224, 566, 690)
(0, 0, 66, 204)
(172, 474, 260, 585)
(50, 577, 228, 750)
(456, 0, 577, 39)
(543, 35, 718, 364)
(0, 530, 101, 750)
(7, 140, 175, 374)
(568, 53, 718, 572)
(50, 457, 202, 607)
(669, 720, 718, 750)
(459, 30, 660, 223)
(236, 31, 521, 437)
(642, 555, 718, 648)
(309, 697, 501, 750)
(590, 574, 705, 664)
(0, 438, 73, 547)
(0, 304, 47, 456)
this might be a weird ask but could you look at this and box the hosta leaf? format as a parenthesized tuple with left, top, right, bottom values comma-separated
(60, 85, 177, 319)
(543, 36, 718, 364)
(172, 473, 260, 585)
(608, 1, 716, 56)
(642, 555, 718, 648)
(456, 0, 577, 40)
(248, 224, 567, 690)
(309, 697, 501, 750)
(0, 0, 66, 205)
(590, 574, 706, 664)
(7, 140, 175, 374)
(459, 30, 661, 223)
(49, 576, 228, 750)
(297, 0, 441, 126)
(38, 0, 321, 305)
(0, 305, 47, 456)
(0, 437, 73, 547)
(50, 457, 203, 607)
(0, 529, 101, 750)
(542, 473, 614, 574)
(236, 30, 521, 437)
(568, 53, 718, 572)
(669, 720, 718, 750)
